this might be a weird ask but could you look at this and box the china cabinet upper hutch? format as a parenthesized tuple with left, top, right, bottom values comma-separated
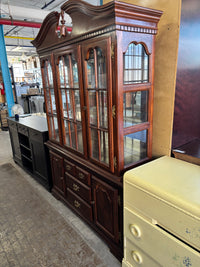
(32, 0, 162, 259)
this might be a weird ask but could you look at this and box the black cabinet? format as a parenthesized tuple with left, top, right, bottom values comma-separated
(8, 115, 52, 190)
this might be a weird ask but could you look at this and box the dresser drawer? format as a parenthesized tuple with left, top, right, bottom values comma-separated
(64, 159, 75, 176)
(18, 125, 28, 136)
(66, 173, 91, 203)
(124, 237, 161, 267)
(67, 188, 93, 222)
(76, 166, 91, 186)
(124, 207, 200, 266)
(125, 182, 200, 250)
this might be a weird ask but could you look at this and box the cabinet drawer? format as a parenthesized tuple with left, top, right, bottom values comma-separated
(67, 188, 93, 222)
(76, 166, 90, 186)
(124, 237, 161, 267)
(64, 159, 75, 176)
(66, 173, 91, 203)
(124, 207, 200, 266)
(29, 129, 43, 142)
(8, 120, 17, 129)
(18, 125, 29, 136)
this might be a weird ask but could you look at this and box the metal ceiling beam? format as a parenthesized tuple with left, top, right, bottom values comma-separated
(0, 18, 41, 28)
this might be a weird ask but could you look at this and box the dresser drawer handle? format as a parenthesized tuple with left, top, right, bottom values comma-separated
(73, 183, 80, 192)
(78, 172, 84, 179)
(131, 251, 143, 264)
(66, 165, 72, 171)
(130, 224, 141, 238)
(74, 200, 80, 208)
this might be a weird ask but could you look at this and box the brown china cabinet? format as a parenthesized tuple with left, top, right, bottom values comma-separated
(32, 0, 162, 259)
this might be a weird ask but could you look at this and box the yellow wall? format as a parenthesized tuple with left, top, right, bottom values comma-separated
(104, 0, 182, 157)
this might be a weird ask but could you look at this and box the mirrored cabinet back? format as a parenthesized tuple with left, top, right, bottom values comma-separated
(32, 0, 162, 260)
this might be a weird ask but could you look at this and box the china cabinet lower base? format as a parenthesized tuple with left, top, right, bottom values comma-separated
(47, 141, 123, 261)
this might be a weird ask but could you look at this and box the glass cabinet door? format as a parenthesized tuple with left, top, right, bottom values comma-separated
(42, 59, 60, 142)
(57, 52, 83, 153)
(84, 41, 112, 169)
(123, 42, 151, 166)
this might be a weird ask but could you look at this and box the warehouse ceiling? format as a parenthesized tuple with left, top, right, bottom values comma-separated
(0, 0, 100, 60)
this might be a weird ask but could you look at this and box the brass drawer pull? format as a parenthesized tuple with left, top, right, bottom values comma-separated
(78, 172, 84, 179)
(66, 165, 72, 171)
(74, 200, 80, 208)
(73, 183, 80, 192)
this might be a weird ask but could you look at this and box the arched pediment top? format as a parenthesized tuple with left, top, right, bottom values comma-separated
(32, 11, 60, 49)
(32, 0, 162, 50)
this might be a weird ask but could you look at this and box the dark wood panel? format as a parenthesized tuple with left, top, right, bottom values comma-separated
(92, 176, 119, 243)
(172, 0, 200, 148)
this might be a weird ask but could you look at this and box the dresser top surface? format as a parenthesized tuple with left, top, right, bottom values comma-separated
(124, 156, 200, 218)
(8, 115, 48, 132)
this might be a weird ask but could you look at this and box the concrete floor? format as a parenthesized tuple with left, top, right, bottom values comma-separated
(0, 129, 121, 267)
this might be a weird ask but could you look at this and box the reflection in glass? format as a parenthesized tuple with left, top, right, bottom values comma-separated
(124, 130, 147, 165)
(43, 62, 48, 87)
(98, 90, 108, 128)
(89, 91, 97, 125)
(72, 54, 79, 88)
(77, 123, 83, 153)
(123, 91, 148, 127)
(97, 47, 106, 89)
(45, 88, 52, 113)
(87, 49, 95, 88)
(100, 131, 109, 165)
(124, 43, 149, 84)
(47, 63, 53, 87)
(49, 116, 59, 142)
(70, 122, 76, 149)
(53, 116, 60, 142)
(61, 90, 67, 117)
(91, 128, 99, 160)
(59, 58, 65, 87)
(64, 120, 70, 146)
(50, 89, 56, 114)
(75, 90, 81, 121)
(64, 55, 70, 88)
(66, 90, 73, 119)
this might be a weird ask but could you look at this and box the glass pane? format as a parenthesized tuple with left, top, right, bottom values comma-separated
(72, 54, 79, 88)
(99, 90, 108, 128)
(50, 89, 56, 114)
(61, 89, 68, 117)
(47, 62, 53, 87)
(77, 122, 83, 153)
(100, 131, 109, 165)
(87, 49, 95, 88)
(89, 90, 97, 125)
(59, 58, 65, 88)
(43, 62, 48, 87)
(64, 120, 70, 146)
(49, 116, 59, 142)
(75, 90, 81, 121)
(67, 90, 74, 119)
(123, 91, 148, 127)
(124, 43, 149, 84)
(124, 130, 147, 165)
(97, 47, 106, 89)
(53, 116, 59, 142)
(64, 55, 70, 88)
(91, 128, 99, 160)
(70, 122, 76, 149)
(45, 88, 52, 113)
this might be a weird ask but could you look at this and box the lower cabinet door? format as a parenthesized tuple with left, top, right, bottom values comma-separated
(50, 151, 65, 197)
(92, 176, 119, 243)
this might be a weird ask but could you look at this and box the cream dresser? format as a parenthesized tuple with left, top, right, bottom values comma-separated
(122, 156, 200, 267)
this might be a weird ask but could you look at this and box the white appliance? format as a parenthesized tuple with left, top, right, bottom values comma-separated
(122, 156, 200, 267)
